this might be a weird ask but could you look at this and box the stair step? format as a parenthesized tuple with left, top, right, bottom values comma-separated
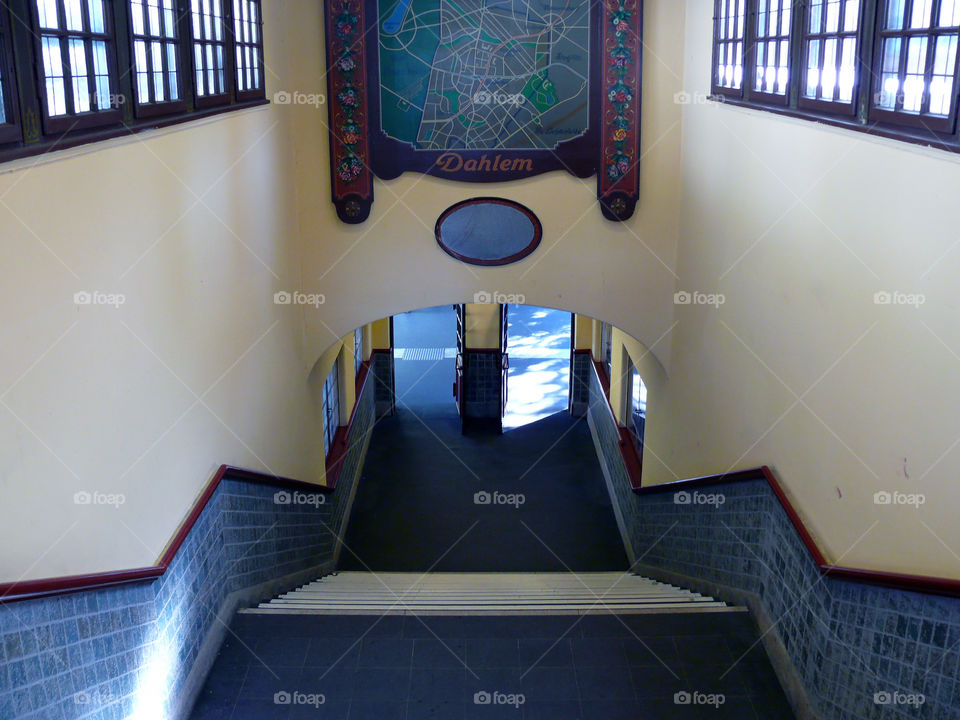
(245, 572, 738, 616)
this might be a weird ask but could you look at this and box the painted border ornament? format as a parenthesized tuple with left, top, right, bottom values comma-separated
(599, 0, 642, 221)
(323, 0, 643, 224)
(325, 0, 373, 224)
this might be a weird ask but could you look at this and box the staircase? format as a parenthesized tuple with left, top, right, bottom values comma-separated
(244, 572, 739, 615)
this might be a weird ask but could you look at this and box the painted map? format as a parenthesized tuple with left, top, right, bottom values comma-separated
(377, 0, 591, 151)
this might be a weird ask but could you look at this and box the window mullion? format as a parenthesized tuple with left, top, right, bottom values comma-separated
(920, 0, 944, 116)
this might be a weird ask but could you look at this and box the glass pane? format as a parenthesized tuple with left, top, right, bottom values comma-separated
(64, 0, 83, 31)
(69, 38, 90, 112)
(93, 40, 109, 109)
(164, 1, 176, 37)
(878, 37, 902, 108)
(191, 0, 201, 36)
(152, 41, 164, 100)
(41, 36, 66, 116)
(37, 0, 60, 29)
(194, 44, 203, 93)
(810, 0, 823, 32)
(131, 0, 144, 35)
(87, 0, 105, 33)
(822, 37, 837, 98)
(839, 36, 857, 101)
(844, 0, 859, 31)
(930, 34, 958, 114)
(781, 0, 791, 34)
(826, 0, 840, 32)
(940, 0, 960, 26)
(910, 0, 933, 28)
(886, 0, 906, 29)
(902, 36, 928, 111)
(805, 39, 820, 96)
(135, 39, 149, 100)
(167, 43, 179, 99)
(148, 0, 161, 35)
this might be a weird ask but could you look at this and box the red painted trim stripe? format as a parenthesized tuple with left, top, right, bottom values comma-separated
(0, 352, 388, 604)
(582, 349, 960, 597)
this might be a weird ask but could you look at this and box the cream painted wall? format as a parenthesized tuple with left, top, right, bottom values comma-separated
(0, 1, 330, 581)
(287, 0, 685, 370)
(644, 0, 960, 576)
(465, 304, 502, 349)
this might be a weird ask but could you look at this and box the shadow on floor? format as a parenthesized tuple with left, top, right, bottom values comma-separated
(338, 409, 629, 573)
(190, 612, 797, 720)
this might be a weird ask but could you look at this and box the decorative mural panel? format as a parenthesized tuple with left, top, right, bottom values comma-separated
(324, 0, 643, 224)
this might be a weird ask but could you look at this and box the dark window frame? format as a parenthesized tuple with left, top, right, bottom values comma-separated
(31, 0, 123, 134)
(0, 3, 21, 144)
(711, 0, 960, 153)
(625, 358, 646, 460)
(232, 0, 264, 102)
(0, 0, 267, 165)
(190, 0, 233, 109)
(128, 0, 189, 118)
(868, 0, 960, 133)
(323, 357, 341, 460)
(354, 326, 363, 377)
(798, 0, 862, 115)
(712, 0, 748, 99)
(748, 0, 794, 105)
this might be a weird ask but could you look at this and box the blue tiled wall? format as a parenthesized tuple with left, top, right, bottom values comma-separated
(463, 351, 502, 420)
(569, 352, 591, 416)
(586, 364, 960, 720)
(0, 371, 376, 720)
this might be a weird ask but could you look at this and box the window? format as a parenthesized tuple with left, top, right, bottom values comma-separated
(711, 0, 960, 147)
(34, 0, 120, 132)
(233, 0, 263, 99)
(354, 326, 363, 377)
(714, 0, 747, 95)
(323, 359, 340, 458)
(601, 322, 613, 380)
(871, 0, 960, 131)
(751, 0, 793, 101)
(129, 0, 184, 115)
(0, 5, 19, 144)
(627, 362, 647, 457)
(191, 0, 229, 104)
(801, 0, 861, 113)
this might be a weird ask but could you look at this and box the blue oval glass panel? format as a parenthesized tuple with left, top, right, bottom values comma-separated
(436, 199, 542, 266)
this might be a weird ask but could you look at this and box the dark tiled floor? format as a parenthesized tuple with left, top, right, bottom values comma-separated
(189, 613, 796, 720)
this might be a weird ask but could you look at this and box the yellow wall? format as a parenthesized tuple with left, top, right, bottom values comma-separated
(641, 0, 960, 576)
(289, 0, 685, 371)
(0, 1, 332, 581)
(465, 304, 502, 349)
(573, 314, 594, 351)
